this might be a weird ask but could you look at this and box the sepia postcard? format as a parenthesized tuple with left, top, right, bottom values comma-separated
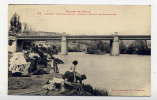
(8, 4, 151, 96)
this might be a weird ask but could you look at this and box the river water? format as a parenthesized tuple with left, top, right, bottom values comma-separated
(55, 52, 150, 96)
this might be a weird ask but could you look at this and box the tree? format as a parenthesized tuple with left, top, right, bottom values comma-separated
(9, 13, 22, 35)
(119, 41, 127, 54)
(135, 40, 150, 55)
(22, 23, 33, 33)
(97, 41, 105, 52)
(126, 42, 136, 54)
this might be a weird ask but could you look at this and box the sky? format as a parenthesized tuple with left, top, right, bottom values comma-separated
(8, 5, 151, 35)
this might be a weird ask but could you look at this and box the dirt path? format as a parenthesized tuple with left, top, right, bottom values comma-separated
(8, 74, 54, 95)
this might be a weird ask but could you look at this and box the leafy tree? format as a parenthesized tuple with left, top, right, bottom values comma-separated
(97, 41, 105, 52)
(9, 13, 22, 35)
(119, 41, 127, 54)
(135, 40, 150, 55)
(23, 23, 33, 33)
(126, 43, 136, 54)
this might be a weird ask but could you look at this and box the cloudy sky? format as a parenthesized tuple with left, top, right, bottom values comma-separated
(8, 5, 151, 35)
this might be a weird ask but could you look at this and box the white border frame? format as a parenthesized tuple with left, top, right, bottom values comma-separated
(0, 0, 156, 100)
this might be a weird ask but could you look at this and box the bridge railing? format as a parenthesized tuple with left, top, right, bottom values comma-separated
(16, 35, 151, 40)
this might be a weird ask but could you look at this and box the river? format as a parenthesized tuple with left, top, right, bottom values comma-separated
(55, 52, 151, 96)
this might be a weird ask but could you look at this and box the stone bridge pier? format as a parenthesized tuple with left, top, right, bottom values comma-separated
(110, 32, 120, 56)
(61, 33, 68, 55)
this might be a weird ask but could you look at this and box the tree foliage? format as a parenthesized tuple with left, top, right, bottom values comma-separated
(9, 13, 22, 34)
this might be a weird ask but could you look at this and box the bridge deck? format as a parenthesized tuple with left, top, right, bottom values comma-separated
(16, 35, 151, 40)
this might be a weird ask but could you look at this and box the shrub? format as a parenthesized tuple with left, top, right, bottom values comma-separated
(61, 84, 108, 96)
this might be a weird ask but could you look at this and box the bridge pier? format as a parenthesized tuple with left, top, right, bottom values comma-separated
(16, 40, 24, 52)
(111, 33, 120, 56)
(61, 34, 68, 55)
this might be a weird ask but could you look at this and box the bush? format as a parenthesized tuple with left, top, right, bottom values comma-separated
(86, 41, 109, 54)
(135, 40, 151, 55)
(61, 84, 108, 96)
(119, 41, 127, 54)
(119, 40, 151, 55)
(126, 43, 137, 54)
